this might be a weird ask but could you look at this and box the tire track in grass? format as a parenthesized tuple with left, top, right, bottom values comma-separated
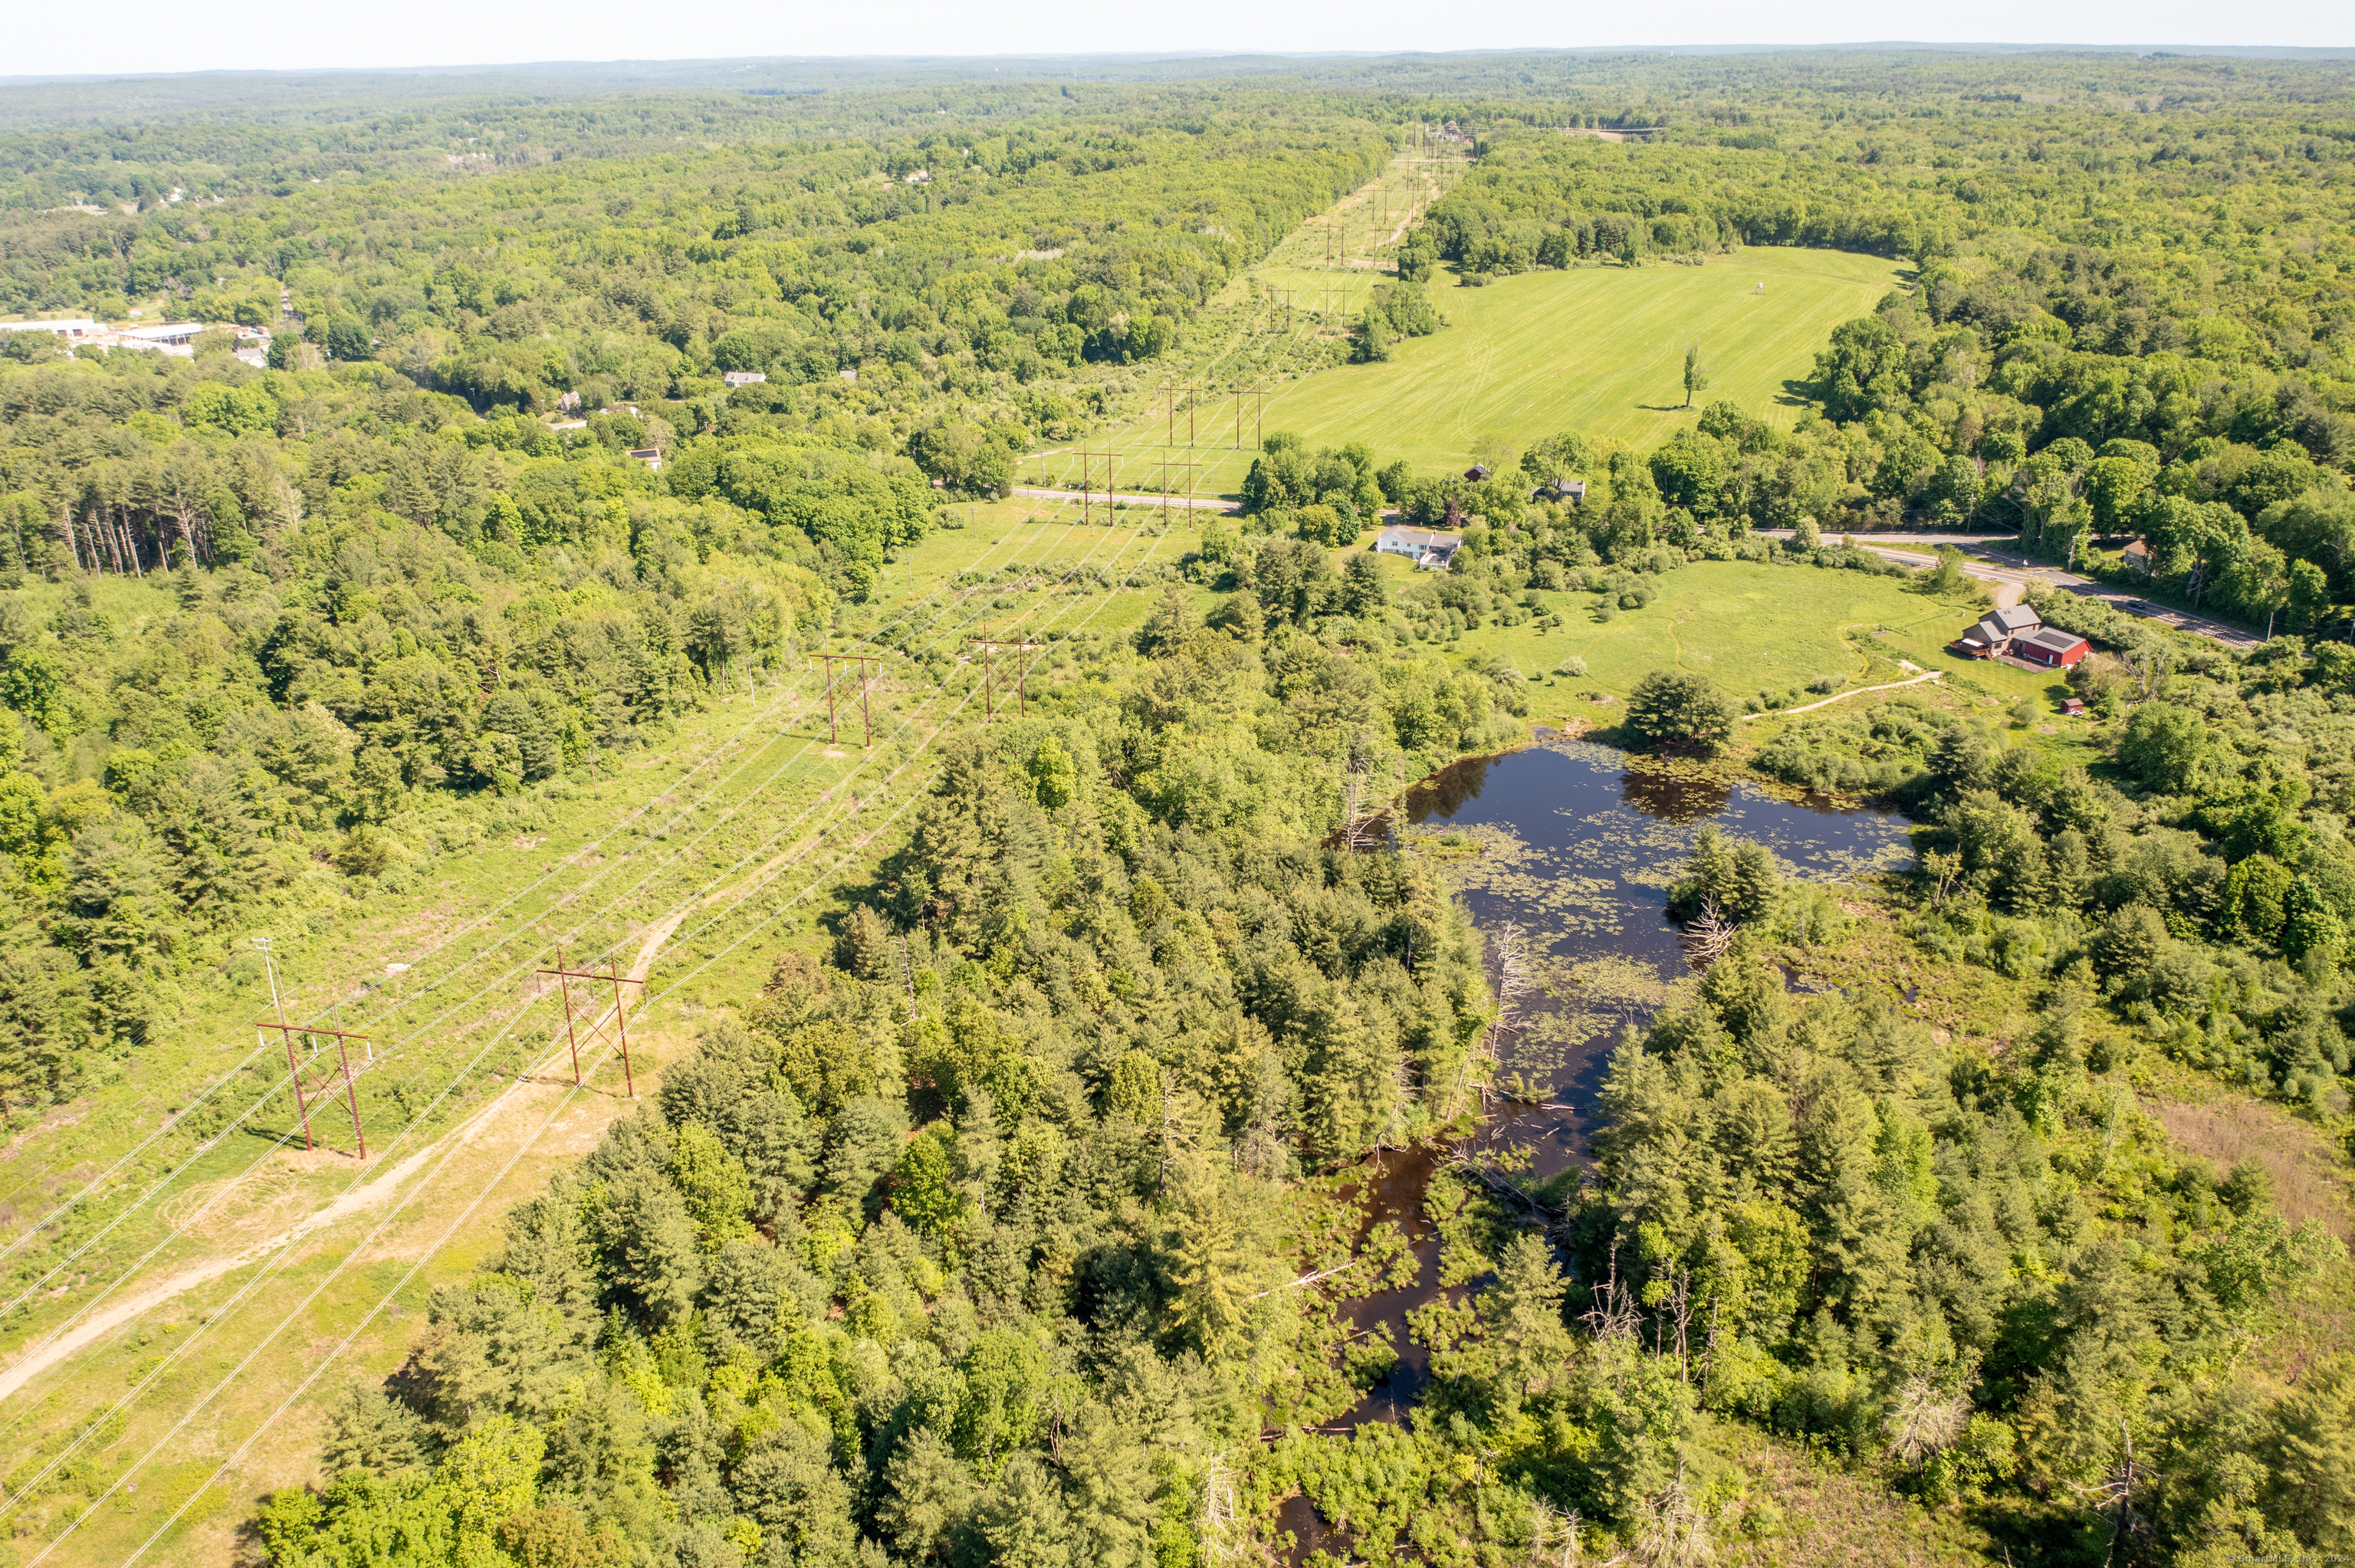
(2, 185, 1337, 1548)
(0, 512, 1098, 1475)
(33, 473, 1184, 1568)
(0, 440, 1163, 1491)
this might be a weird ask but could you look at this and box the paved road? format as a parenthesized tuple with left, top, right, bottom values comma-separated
(1754, 530, 2263, 651)
(1010, 486, 1243, 513)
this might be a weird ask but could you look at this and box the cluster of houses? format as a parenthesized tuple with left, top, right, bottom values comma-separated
(1950, 603, 2091, 669)
(1374, 464, 1587, 570)
(0, 315, 270, 366)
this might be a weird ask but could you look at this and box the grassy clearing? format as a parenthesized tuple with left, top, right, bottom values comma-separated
(1258, 249, 1902, 472)
(1345, 546, 2110, 776)
(1716, 1426, 1996, 1566)
(0, 503, 1184, 1564)
(1058, 241, 1898, 498)
(1400, 554, 2017, 707)
(1034, 158, 1473, 499)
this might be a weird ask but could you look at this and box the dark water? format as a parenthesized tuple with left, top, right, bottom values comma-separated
(1401, 737, 1913, 1166)
(1331, 1144, 1447, 1429)
(1309, 737, 1913, 1458)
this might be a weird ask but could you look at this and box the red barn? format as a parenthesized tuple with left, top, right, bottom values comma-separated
(2015, 628, 2091, 668)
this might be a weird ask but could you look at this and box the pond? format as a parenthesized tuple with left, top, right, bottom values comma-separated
(1399, 734, 1918, 1173)
(1318, 736, 1915, 1443)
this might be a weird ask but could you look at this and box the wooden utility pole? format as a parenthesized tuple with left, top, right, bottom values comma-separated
(1232, 385, 1268, 450)
(252, 936, 371, 1159)
(540, 946, 587, 1087)
(1161, 385, 1196, 448)
(1075, 451, 1118, 523)
(815, 652, 882, 746)
(536, 952, 646, 1099)
(969, 637, 1033, 720)
(1156, 458, 1200, 528)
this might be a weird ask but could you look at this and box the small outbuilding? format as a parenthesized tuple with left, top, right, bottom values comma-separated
(1533, 479, 1586, 506)
(1463, 464, 1490, 481)
(628, 448, 663, 471)
(2015, 628, 2091, 668)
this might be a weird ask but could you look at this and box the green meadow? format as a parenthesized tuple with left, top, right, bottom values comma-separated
(1348, 549, 2097, 751)
(1239, 250, 1900, 479)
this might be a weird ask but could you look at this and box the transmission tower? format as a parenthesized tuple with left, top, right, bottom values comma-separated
(1232, 385, 1269, 450)
(536, 951, 646, 1099)
(1074, 450, 1120, 523)
(252, 937, 370, 1160)
(1155, 458, 1200, 529)
(815, 652, 882, 746)
(969, 635, 1034, 720)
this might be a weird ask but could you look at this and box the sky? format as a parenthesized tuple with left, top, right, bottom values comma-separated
(8, 0, 2346, 79)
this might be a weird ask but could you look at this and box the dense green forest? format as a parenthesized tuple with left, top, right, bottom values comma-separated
(255, 631, 1518, 1568)
(0, 45, 2350, 1568)
(1395, 76, 2355, 631)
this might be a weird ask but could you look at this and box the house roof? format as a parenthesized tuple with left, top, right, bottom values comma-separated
(1463, 464, 1490, 480)
(1381, 526, 1462, 549)
(1988, 604, 2041, 632)
(2020, 628, 2088, 654)
(117, 322, 207, 343)
(2122, 537, 2152, 559)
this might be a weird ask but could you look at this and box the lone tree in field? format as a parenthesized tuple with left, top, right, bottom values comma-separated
(1627, 670, 1739, 753)
(1683, 343, 1711, 408)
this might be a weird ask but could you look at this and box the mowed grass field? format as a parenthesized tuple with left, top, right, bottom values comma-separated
(1260, 250, 1903, 473)
(1345, 550, 2103, 757)
(0, 500, 1194, 1567)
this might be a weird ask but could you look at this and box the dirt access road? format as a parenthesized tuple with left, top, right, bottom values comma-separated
(0, 901, 688, 1407)
(1755, 530, 2264, 650)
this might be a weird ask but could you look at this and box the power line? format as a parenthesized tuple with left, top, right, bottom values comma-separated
(0, 187, 1343, 1529)
(536, 952, 645, 1100)
(815, 651, 884, 746)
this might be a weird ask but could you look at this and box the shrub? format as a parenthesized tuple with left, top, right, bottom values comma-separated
(1627, 671, 1739, 752)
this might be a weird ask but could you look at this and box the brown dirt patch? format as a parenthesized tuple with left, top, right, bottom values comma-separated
(1718, 1428, 1992, 1566)
(2144, 1094, 2355, 1242)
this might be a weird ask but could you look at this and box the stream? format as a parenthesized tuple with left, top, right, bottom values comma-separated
(1319, 736, 1916, 1437)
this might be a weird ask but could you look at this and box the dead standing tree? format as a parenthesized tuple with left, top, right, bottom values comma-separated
(1444, 920, 1529, 1121)
(1677, 897, 1738, 971)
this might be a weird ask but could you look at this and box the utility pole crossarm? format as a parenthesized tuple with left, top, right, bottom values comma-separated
(813, 652, 884, 746)
(535, 954, 649, 1100)
(250, 936, 370, 1160)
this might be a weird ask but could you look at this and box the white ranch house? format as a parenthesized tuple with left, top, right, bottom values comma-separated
(1375, 524, 1462, 569)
